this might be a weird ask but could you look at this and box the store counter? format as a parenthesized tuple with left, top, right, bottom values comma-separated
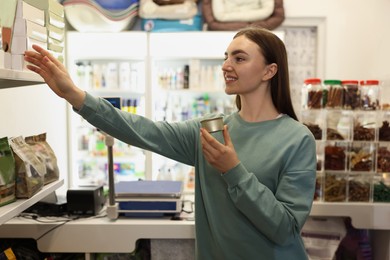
(0, 215, 195, 254)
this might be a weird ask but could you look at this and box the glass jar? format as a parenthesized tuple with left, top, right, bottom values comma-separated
(360, 80, 380, 110)
(302, 78, 323, 109)
(324, 80, 343, 109)
(342, 80, 360, 110)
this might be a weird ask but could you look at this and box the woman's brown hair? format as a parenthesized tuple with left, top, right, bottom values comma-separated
(233, 26, 298, 121)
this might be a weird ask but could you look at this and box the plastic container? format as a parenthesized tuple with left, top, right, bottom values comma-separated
(353, 111, 377, 141)
(326, 110, 352, 141)
(324, 80, 343, 109)
(301, 110, 324, 140)
(324, 172, 347, 202)
(348, 174, 371, 202)
(349, 142, 375, 172)
(324, 141, 348, 171)
(342, 80, 360, 110)
(376, 143, 390, 173)
(360, 80, 380, 110)
(378, 111, 390, 141)
(302, 78, 323, 109)
(373, 173, 390, 202)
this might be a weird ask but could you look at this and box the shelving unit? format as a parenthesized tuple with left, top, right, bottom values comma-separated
(0, 179, 64, 225)
(0, 68, 43, 89)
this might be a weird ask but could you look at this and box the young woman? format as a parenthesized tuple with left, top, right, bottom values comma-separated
(25, 26, 316, 259)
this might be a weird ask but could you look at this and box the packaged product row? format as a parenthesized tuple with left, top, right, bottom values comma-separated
(74, 60, 145, 92)
(316, 141, 390, 173)
(314, 172, 390, 203)
(302, 78, 386, 110)
(302, 109, 390, 141)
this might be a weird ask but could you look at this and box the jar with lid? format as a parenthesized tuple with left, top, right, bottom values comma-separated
(360, 80, 380, 110)
(302, 78, 323, 109)
(342, 80, 360, 110)
(323, 80, 343, 109)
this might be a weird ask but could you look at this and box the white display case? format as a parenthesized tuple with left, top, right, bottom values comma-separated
(66, 32, 149, 187)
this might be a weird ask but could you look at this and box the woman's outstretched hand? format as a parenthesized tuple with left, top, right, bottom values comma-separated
(200, 125, 240, 174)
(24, 44, 85, 110)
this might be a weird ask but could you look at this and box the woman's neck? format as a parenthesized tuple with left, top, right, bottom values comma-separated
(238, 93, 279, 122)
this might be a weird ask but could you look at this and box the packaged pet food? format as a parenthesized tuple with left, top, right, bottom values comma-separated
(25, 133, 59, 184)
(0, 137, 16, 206)
(10, 136, 45, 198)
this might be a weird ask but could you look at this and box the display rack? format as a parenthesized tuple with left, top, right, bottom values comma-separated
(0, 179, 64, 225)
(0, 68, 44, 89)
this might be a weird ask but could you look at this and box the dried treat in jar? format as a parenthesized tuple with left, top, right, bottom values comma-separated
(304, 123, 323, 140)
(327, 128, 345, 140)
(377, 146, 390, 173)
(324, 80, 343, 109)
(324, 173, 347, 202)
(373, 174, 390, 202)
(303, 78, 323, 109)
(342, 80, 360, 110)
(350, 144, 374, 172)
(324, 144, 347, 171)
(360, 80, 380, 110)
(353, 123, 375, 141)
(348, 175, 370, 202)
(379, 120, 390, 141)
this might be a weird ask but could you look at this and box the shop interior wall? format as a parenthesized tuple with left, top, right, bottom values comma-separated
(0, 0, 389, 193)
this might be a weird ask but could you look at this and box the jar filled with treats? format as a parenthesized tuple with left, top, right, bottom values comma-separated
(302, 78, 323, 109)
(324, 80, 343, 109)
(379, 111, 390, 141)
(360, 80, 380, 110)
(342, 80, 360, 110)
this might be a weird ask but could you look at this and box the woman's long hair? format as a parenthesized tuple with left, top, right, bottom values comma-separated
(233, 26, 298, 121)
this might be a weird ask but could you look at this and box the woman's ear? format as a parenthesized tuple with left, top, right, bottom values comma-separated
(263, 63, 278, 81)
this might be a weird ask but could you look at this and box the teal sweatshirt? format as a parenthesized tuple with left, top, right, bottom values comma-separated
(77, 93, 317, 260)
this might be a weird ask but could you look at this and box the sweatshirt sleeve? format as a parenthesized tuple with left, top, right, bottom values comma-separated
(75, 92, 198, 166)
(222, 133, 316, 246)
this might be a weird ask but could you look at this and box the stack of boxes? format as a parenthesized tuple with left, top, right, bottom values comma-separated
(0, 0, 64, 70)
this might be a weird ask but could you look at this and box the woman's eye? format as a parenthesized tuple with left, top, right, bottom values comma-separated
(235, 57, 245, 62)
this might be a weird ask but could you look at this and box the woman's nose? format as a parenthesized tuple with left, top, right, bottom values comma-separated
(222, 59, 232, 71)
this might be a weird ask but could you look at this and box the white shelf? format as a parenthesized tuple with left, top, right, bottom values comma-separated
(311, 202, 390, 229)
(0, 179, 64, 225)
(0, 68, 44, 89)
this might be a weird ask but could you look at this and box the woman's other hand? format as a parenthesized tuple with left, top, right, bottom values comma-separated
(24, 44, 85, 110)
(200, 125, 240, 173)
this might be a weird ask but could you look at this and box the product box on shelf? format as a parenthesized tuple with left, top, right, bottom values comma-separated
(141, 14, 203, 32)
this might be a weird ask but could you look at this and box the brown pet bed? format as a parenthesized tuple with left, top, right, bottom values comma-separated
(202, 0, 285, 31)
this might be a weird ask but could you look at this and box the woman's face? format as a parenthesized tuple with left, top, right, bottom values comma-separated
(222, 35, 271, 96)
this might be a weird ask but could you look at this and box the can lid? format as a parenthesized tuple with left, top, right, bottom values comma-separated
(341, 80, 359, 85)
(360, 80, 379, 86)
(304, 78, 321, 84)
(323, 80, 342, 85)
